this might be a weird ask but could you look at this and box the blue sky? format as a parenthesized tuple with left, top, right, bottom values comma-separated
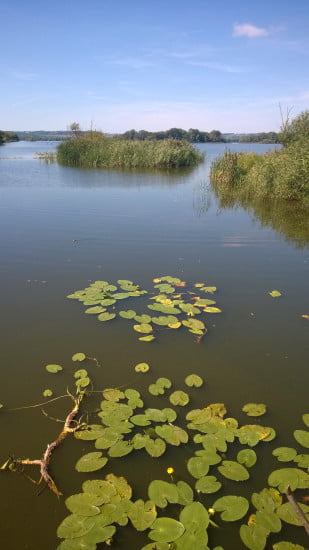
(1, 0, 308, 132)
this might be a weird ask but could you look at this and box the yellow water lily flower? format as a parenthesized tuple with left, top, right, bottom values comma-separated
(167, 467, 174, 474)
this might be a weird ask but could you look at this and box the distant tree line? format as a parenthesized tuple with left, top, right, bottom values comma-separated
(0, 130, 19, 144)
(237, 132, 279, 144)
(115, 127, 225, 143)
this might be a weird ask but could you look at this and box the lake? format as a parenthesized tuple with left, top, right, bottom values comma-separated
(0, 140, 308, 549)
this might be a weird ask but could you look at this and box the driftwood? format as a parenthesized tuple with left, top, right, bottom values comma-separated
(5, 394, 83, 496)
(286, 485, 309, 536)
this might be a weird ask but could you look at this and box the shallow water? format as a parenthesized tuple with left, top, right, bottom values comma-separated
(0, 141, 308, 549)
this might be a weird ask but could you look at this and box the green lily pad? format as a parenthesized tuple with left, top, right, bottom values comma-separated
(273, 543, 306, 550)
(148, 384, 164, 396)
(145, 438, 166, 457)
(72, 353, 86, 362)
(102, 388, 125, 401)
(302, 413, 309, 428)
(108, 440, 133, 457)
(156, 377, 172, 389)
(57, 538, 97, 550)
(242, 403, 267, 417)
(176, 481, 194, 506)
(179, 303, 200, 315)
(237, 425, 271, 447)
(85, 306, 106, 314)
(251, 488, 282, 512)
(140, 543, 170, 550)
(135, 362, 150, 373)
(151, 315, 178, 326)
(269, 290, 282, 297)
(184, 374, 204, 387)
(179, 501, 209, 530)
(294, 429, 309, 448)
(155, 424, 188, 446)
(218, 460, 249, 481)
(82, 479, 116, 503)
(65, 493, 102, 516)
(182, 319, 205, 331)
(95, 429, 123, 449)
(43, 389, 53, 397)
(74, 369, 88, 379)
(148, 303, 181, 315)
(134, 314, 152, 323)
(294, 454, 309, 468)
(139, 335, 156, 342)
(75, 452, 108, 473)
(187, 456, 210, 479)
(272, 447, 298, 462)
(276, 501, 309, 526)
(75, 376, 90, 388)
(98, 312, 116, 321)
(145, 409, 167, 422)
(195, 475, 222, 494)
(255, 509, 281, 532)
(268, 467, 309, 492)
(213, 495, 249, 521)
(45, 364, 63, 373)
(100, 299, 116, 306)
(133, 323, 153, 334)
(149, 517, 185, 543)
(130, 414, 151, 426)
(75, 425, 106, 442)
(105, 473, 132, 501)
(162, 408, 177, 422)
(57, 515, 96, 539)
(79, 522, 116, 545)
(127, 499, 157, 531)
(239, 524, 269, 550)
(237, 449, 257, 468)
(119, 310, 136, 319)
(148, 480, 179, 508)
(169, 391, 189, 407)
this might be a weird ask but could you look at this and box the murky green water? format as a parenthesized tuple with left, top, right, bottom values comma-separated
(0, 141, 308, 549)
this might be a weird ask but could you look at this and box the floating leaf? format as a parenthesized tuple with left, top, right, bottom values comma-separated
(148, 480, 179, 508)
(157, 378, 172, 389)
(195, 475, 222, 494)
(204, 306, 222, 313)
(269, 290, 282, 297)
(176, 481, 194, 506)
(185, 374, 204, 387)
(45, 364, 63, 373)
(145, 438, 166, 457)
(98, 312, 116, 321)
(294, 454, 309, 468)
(57, 538, 97, 550)
(139, 335, 156, 342)
(134, 362, 150, 373)
(151, 315, 178, 326)
(187, 456, 210, 479)
(251, 488, 282, 512)
(43, 389, 53, 397)
(182, 319, 205, 331)
(272, 447, 298, 462)
(75, 452, 108, 473)
(239, 524, 268, 550)
(294, 429, 309, 448)
(57, 515, 96, 539)
(128, 499, 157, 531)
(102, 388, 125, 401)
(130, 414, 151, 426)
(242, 403, 267, 417)
(119, 310, 136, 319)
(155, 424, 188, 446)
(85, 306, 106, 314)
(75, 425, 106, 442)
(167, 321, 181, 329)
(133, 323, 153, 334)
(74, 369, 88, 379)
(268, 468, 306, 492)
(108, 440, 133, 457)
(213, 495, 249, 521)
(135, 314, 152, 324)
(301, 314, 309, 320)
(273, 542, 306, 550)
(149, 518, 185, 543)
(276, 502, 309, 526)
(169, 391, 189, 407)
(148, 384, 163, 396)
(218, 460, 249, 481)
(237, 449, 257, 468)
(100, 299, 116, 306)
(237, 425, 271, 447)
(72, 353, 86, 362)
(148, 303, 181, 315)
(255, 510, 281, 533)
(65, 493, 102, 516)
(302, 413, 309, 428)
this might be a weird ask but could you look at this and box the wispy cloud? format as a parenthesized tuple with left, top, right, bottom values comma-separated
(233, 23, 269, 38)
(187, 61, 249, 73)
(97, 55, 156, 69)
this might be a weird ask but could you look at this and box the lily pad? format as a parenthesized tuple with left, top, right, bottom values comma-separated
(302, 413, 309, 428)
(72, 353, 86, 362)
(237, 449, 257, 468)
(43, 389, 53, 397)
(269, 290, 282, 297)
(185, 374, 204, 387)
(139, 335, 156, 342)
(176, 481, 194, 506)
(218, 460, 249, 481)
(276, 501, 309, 526)
(108, 440, 133, 457)
(148, 480, 179, 508)
(149, 518, 185, 543)
(134, 314, 152, 324)
(57, 515, 96, 539)
(169, 391, 189, 407)
(204, 306, 222, 313)
(272, 447, 298, 462)
(255, 509, 281, 532)
(213, 495, 249, 521)
(45, 364, 63, 373)
(75, 452, 108, 473)
(237, 425, 271, 446)
(239, 524, 268, 550)
(187, 456, 210, 479)
(155, 424, 188, 446)
(135, 362, 150, 373)
(251, 488, 282, 512)
(119, 310, 136, 319)
(102, 388, 125, 401)
(195, 475, 222, 494)
(273, 543, 306, 550)
(85, 306, 106, 314)
(65, 493, 102, 516)
(74, 369, 88, 379)
(294, 429, 309, 448)
(133, 323, 153, 334)
(269, 467, 309, 492)
(128, 499, 157, 531)
(145, 438, 166, 457)
(98, 312, 116, 321)
(157, 377, 172, 389)
(242, 403, 267, 417)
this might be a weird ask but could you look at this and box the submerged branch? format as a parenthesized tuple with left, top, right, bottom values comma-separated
(286, 486, 309, 536)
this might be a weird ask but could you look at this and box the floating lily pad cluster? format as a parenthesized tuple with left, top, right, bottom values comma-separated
(53, 357, 309, 550)
(67, 276, 222, 342)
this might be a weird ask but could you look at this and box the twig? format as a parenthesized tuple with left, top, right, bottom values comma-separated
(285, 485, 309, 536)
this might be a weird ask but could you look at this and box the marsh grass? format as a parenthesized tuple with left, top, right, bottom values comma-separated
(210, 111, 309, 202)
(57, 131, 203, 170)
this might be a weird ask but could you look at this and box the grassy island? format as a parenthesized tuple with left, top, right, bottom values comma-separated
(57, 131, 204, 170)
(210, 111, 309, 202)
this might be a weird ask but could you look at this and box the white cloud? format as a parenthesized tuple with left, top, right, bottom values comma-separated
(233, 23, 269, 38)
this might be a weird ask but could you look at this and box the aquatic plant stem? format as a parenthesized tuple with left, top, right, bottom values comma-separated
(286, 485, 309, 536)
(11, 394, 84, 497)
